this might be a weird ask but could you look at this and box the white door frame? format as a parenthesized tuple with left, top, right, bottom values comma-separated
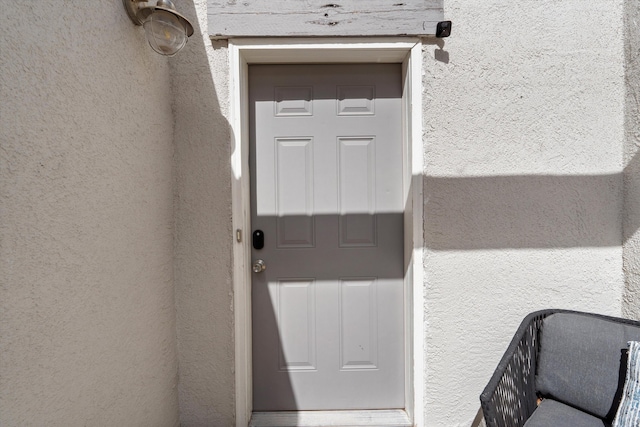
(229, 38, 425, 427)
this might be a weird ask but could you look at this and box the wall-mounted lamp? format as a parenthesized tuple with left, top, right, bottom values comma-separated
(123, 0, 194, 56)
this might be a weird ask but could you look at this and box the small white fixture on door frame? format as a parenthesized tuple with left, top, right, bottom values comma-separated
(228, 38, 425, 427)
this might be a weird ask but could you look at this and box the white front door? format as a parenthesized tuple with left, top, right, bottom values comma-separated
(250, 64, 404, 411)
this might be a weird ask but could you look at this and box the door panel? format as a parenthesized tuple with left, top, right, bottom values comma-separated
(275, 279, 317, 371)
(340, 278, 378, 369)
(250, 64, 404, 411)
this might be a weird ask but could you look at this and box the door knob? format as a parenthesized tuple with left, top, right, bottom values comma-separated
(252, 259, 266, 273)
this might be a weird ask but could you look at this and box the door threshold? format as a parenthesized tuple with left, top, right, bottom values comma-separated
(249, 410, 412, 427)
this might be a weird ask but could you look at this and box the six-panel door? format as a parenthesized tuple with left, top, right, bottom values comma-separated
(250, 64, 404, 411)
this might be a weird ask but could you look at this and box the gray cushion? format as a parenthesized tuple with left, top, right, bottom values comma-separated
(524, 399, 606, 427)
(536, 313, 640, 419)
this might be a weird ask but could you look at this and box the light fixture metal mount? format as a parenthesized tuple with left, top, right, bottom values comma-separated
(123, 0, 194, 36)
(123, 0, 150, 25)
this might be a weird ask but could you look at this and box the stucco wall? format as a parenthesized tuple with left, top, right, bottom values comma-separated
(1, 2, 178, 425)
(623, 0, 640, 319)
(171, 1, 235, 425)
(423, 0, 625, 426)
(172, 1, 630, 425)
(3, 0, 630, 426)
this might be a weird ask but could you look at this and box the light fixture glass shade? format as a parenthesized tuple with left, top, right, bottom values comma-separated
(142, 10, 188, 56)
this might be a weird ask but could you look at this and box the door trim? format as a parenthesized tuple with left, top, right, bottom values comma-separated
(229, 38, 424, 427)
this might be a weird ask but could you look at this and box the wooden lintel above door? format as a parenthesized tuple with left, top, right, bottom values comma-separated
(207, 0, 444, 39)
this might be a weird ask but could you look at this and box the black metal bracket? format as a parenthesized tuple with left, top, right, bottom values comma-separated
(436, 21, 452, 38)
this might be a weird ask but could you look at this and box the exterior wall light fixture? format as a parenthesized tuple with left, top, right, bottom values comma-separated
(123, 0, 194, 56)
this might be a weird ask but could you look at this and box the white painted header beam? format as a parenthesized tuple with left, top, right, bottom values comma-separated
(208, 0, 444, 39)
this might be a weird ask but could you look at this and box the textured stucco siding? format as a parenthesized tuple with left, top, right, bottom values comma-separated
(2, 0, 634, 426)
(423, 0, 625, 425)
(171, 1, 236, 425)
(1, 2, 179, 426)
(623, 0, 640, 319)
(172, 0, 630, 424)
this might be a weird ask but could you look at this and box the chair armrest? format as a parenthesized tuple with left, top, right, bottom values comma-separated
(480, 310, 557, 427)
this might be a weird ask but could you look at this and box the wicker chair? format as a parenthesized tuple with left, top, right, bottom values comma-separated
(480, 309, 640, 427)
